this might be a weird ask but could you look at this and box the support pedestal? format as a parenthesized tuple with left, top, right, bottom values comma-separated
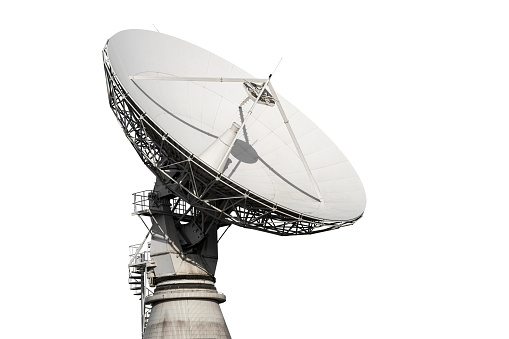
(144, 277, 230, 339)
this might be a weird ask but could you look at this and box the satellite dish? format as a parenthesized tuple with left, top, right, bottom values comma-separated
(103, 29, 365, 339)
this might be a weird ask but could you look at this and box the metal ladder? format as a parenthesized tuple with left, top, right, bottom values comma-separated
(129, 245, 155, 338)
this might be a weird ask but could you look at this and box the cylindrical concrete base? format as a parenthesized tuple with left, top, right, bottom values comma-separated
(144, 278, 231, 339)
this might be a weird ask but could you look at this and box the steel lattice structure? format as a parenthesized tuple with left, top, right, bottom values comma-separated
(103, 44, 362, 236)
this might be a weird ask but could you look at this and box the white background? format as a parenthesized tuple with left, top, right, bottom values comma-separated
(1, 1, 508, 338)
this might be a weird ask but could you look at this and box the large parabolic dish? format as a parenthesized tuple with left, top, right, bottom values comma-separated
(103, 29, 366, 235)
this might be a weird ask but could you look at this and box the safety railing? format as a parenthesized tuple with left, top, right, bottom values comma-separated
(129, 243, 150, 265)
(133, 190, 154, 214)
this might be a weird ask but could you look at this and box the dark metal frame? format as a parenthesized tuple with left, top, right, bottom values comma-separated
(103, 44, 362, 236)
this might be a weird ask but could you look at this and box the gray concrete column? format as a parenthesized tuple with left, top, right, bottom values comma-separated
(144, 277, 230, 339)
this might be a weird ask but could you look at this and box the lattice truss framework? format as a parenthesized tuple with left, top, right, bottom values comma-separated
(103, 45, 361, 236)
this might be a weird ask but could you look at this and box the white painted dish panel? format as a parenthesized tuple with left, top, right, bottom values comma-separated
(107, 30, 366, 221)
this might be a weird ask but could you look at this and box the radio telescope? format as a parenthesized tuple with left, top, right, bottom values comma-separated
(103, 29, 366, 339)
